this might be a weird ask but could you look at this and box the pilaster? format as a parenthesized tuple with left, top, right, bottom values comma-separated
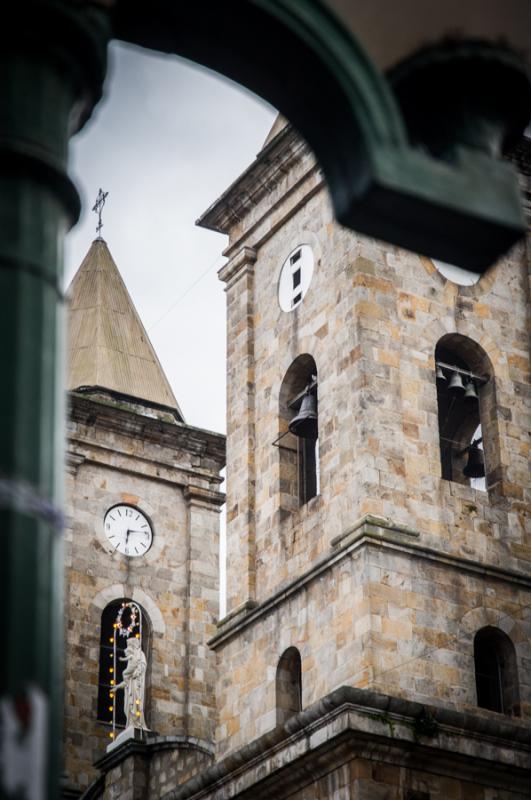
(182, 485, 224, 741)
(219, 246, 257, 613)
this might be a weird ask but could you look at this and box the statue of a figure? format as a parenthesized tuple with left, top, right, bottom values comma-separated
(113, 638, 148, 730)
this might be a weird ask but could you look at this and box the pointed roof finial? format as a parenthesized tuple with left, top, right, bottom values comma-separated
(92, 188, 109, 239)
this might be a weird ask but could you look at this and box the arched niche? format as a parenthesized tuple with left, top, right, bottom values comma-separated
(276, 647, 302, 725)
(97, 598, 152, 730)
(474, 626, 520, 716)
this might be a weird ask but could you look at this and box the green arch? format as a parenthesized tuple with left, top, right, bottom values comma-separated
(111, 0, 528, 271)
(112, 0, 407, 228)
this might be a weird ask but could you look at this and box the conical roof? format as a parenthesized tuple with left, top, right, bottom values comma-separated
(67, 238, 183, 420)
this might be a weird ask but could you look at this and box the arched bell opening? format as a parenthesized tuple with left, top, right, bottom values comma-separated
(474, 627, 520, 716)
(278, 355, 319, 515)
(276, 647, 302, 726)
(435, 334, 499, 490)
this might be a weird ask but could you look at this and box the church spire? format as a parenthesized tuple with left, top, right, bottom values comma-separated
(67, 237, 184, 421)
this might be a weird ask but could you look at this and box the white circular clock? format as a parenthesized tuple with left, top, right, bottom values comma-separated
(104, 504, 153, 557)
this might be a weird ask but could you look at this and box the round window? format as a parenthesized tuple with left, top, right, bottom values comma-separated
(278, 245, 314, 311)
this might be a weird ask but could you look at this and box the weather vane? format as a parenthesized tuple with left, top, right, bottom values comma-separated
(92, 188, 108, 239)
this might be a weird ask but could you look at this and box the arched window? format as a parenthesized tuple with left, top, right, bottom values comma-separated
(276, 647, 302, 725)
(474, 627, 520, 716)
(435, 335, 497, 490)
(97, 599, 150, 728)
(277, 355, 319, 516)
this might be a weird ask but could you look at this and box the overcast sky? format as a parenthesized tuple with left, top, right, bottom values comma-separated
(65, 41, 276, 435)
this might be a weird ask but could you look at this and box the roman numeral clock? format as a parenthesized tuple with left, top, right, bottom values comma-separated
(104, 504, 153, 557)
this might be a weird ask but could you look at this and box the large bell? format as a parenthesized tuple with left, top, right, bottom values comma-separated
(436, 364, 446, 384)
(448, 370, 465, 395)
(289, 392, 318, 439)
(463, 444, 485, 478)
(463, 380, 479, 403)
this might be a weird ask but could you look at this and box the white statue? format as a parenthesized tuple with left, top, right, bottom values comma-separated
(112, 637, 148, 730)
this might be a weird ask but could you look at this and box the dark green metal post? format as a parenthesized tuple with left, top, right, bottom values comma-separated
(0, 3, 109, 797)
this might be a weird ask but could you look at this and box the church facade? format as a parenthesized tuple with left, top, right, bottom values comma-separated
(64, 120, 531, 799)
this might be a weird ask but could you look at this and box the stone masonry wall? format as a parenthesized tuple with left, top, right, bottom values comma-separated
(284, 759, 530, 800)
(213, 528, 531, 756)
(224, 168, 529, 604)
(63, 398, 224, 791)
(215, 132, 530, 757)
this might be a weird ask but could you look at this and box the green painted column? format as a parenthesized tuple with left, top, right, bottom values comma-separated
(0, 3, 110, 797)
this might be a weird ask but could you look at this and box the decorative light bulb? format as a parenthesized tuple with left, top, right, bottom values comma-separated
(109, 668, 113, 673)
(108, 706, 113, 712)
(109, 637, 113, 643)
(109, 732, 114, 739)
(110, 680, 115, 686)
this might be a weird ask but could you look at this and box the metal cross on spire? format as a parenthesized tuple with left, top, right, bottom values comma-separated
(92, 188, 108, 239)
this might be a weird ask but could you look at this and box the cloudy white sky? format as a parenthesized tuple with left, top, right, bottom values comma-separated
(65, 41, 276, 435)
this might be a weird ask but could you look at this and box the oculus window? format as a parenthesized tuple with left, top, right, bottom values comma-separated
(278, 245, 314, 311)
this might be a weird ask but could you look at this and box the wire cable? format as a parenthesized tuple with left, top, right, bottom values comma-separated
(148, 253, 225, 331)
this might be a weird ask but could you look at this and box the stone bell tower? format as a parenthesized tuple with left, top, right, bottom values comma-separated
(62, 237, 225, 797)
(192, 118, 531, 797)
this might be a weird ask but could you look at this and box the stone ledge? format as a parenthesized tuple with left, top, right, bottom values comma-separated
(210, 515, 531, 648)
(330, 513, 421, 547)
(218, 246, 257, 288)
(68, 439, 225, 494)
(162, 686, 531, 800)
(93, 734, 214, 773)
(184, 485, 226, 509)
(69, 393, 226, 466)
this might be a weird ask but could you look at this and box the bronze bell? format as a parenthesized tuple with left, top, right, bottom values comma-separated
(463, 380, 478, 403)
(448, 370, 465, 395)
(463, 444, 485, 478)
(289, 392, 318, 439)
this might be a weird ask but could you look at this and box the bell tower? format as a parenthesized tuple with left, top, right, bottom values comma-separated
(62, 235, 225, 796)
(192, 118, 531, 797)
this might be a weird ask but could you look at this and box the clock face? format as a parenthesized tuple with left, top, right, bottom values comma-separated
(104, 504, 153, 557)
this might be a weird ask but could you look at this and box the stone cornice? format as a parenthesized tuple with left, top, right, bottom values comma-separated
(65, 450, 85, 476)
(162, 686, 531, 800)
(210, 515, 531, 649)
(184, 485, 226, 510)
(94, 733, 214, 774)
(67, 439, 225, 495)
(196, 126, 309, 235)
(69, 393, 225, 467)
(221, 166, 323, 262)
(218, 246, 256, 288)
